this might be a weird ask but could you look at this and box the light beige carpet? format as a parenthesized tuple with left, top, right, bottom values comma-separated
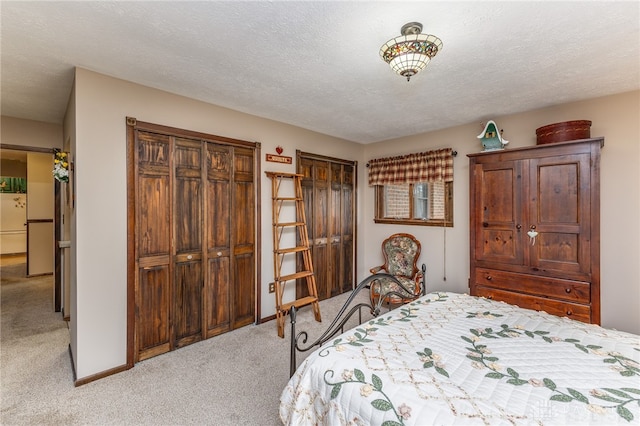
(1, 265, 371, 425)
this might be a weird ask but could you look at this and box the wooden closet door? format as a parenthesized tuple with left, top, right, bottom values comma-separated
(204, 143, 231, 337)
(130, 119, 258, 363)
(297, 154, 356, 301)
(339, 164, 355, 294)
(231, 147, 256, 328)
(172, 139, 204, 348)
(135, 131, 172, 361)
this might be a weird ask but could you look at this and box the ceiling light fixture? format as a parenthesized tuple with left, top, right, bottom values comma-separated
(380, 22, 443, 82)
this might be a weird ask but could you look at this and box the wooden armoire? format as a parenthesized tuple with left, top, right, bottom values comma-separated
(468, 138, 602, 324)
(297, 152, 356, 300)
(127, 119, 258, 362)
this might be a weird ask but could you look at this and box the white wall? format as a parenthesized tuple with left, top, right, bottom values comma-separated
(1, 193, 27, 254)
(362, 90, 640, 335)
(1, 116, 63, 149)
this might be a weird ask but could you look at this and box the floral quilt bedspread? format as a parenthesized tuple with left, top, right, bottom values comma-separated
(280, 292, 640, 425)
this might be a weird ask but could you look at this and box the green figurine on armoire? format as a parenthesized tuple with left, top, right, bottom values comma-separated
(477, 120, 508, 151)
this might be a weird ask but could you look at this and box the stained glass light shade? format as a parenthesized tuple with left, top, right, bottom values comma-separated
(380, 23, 443, 81)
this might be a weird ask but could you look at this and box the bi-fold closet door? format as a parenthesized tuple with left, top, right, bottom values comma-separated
(297, 153, 356, 301)
(134, 128, 255, 362)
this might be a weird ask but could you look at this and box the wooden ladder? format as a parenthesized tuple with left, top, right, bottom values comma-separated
(266, 171, 321, 338)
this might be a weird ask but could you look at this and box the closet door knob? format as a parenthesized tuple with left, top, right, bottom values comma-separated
(187, 254, 193, 260)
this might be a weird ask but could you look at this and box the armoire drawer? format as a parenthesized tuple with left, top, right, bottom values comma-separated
(474, 268, 590, 303)
(475, 285, 591, 323)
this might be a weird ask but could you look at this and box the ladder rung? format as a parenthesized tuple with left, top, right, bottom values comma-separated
(277, 270, 314, 282)
(281, 296, 318, 312)
(275, 222, 305, 227)
(275, 247, 309, 254)
(265, 172, 304, 179)
(274, 197, 302, 201)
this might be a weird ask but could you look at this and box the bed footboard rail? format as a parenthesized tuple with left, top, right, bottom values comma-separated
(289, 266, 426, 376)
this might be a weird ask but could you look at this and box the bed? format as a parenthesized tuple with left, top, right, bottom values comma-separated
(280, 278, 640, 425)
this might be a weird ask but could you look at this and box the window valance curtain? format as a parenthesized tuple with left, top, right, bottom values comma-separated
(368, 148, 454, 185)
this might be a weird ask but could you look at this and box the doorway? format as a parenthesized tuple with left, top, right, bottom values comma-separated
(0, 146, 59, 310)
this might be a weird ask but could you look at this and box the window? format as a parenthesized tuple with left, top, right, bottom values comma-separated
(369, 148, 454, 227)
(375, 181, 452, 226)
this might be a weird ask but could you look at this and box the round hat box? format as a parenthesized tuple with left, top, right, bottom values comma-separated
(535, 120, 592, 145)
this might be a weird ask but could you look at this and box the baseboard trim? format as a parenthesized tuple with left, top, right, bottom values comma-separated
(74, 363, 131, 387)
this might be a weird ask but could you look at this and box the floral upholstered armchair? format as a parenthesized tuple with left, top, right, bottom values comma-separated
(369, 233, 424, 305)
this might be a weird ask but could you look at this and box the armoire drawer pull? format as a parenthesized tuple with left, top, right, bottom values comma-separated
(565, 288, 571, 293)
(485, 275, 492, 281)
(566, 310, 573, 316)
(187, 254, 193, 260)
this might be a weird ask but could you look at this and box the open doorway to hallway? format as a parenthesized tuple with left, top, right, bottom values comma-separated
(0, 146, 61, 313)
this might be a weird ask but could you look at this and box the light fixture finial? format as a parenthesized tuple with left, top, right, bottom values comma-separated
(380, 21, 443, 81)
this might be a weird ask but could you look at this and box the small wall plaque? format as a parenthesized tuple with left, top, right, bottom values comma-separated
(266, 154, 292, 164)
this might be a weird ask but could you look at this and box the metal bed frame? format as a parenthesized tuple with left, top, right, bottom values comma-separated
(288, 265, 426, 376)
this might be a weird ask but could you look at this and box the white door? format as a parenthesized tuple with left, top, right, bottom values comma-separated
(26, 152, 54, 276)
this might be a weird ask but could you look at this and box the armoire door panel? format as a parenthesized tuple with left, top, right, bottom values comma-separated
(173, 260, 203, 347)
(480, 167, 517, 223)
(537, 163, 580, 224)
(137, 265, 171, 358)
(473, 162, 525, 266)
(529, 153, 591, 276)
(537, 233, 580, 264)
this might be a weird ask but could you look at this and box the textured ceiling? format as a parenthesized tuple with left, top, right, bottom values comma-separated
(1, 1, 639, 144)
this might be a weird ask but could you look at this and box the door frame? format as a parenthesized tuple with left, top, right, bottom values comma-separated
(0, 144, 60, 311)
